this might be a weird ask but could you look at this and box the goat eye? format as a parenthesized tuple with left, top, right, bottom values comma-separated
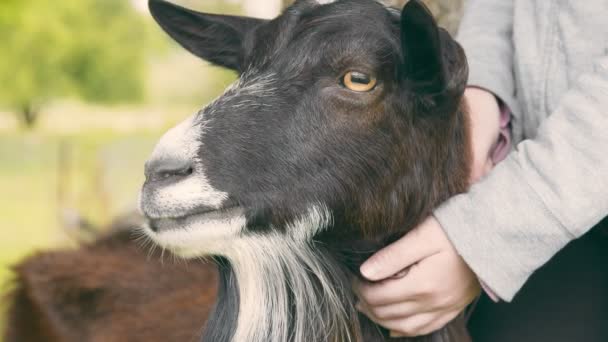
(342, 71, 377, 92)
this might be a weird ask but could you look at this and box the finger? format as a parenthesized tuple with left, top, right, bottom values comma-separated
(356, 268, 427, 306)
(364, 301, 421, 321)
(360, 219, 438, 281)
(361, 303, 458, 337)
(356, 300, 378, 323)
(357, 298, 394, 326)
(378, 312, 438, 337)
(389, 312, 454, 338)
(415, 310, 460, 336)
(357, 261, 446, 307)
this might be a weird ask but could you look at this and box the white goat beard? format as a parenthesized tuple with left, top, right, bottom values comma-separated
(228, 234, 357, 342)
(224, 205, 356, 342)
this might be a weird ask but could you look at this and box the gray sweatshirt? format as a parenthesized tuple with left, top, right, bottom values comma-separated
(434, 0, 608, 301)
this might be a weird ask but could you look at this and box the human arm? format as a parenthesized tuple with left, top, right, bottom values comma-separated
(456, 0, 519, 118)
(435, 54, 608, 300)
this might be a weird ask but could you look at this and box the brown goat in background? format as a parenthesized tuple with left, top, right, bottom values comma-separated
(4, 227, 217, 342)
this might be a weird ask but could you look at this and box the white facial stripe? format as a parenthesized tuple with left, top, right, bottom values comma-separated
(151, 114, 200, 162)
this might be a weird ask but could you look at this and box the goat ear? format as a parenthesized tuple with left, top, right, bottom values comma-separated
(149, 0, 266, 70)
(400, 0, 446, 94)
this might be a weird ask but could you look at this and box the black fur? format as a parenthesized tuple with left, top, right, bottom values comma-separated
(148, 0, 265, 70)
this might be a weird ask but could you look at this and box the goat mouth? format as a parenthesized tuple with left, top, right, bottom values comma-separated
(146, 205, 241, 233)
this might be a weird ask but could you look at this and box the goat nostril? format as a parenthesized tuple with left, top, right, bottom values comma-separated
(145, 158, 194, 183)
(159, 166, 192, 180)
(181, 166, 194, 176)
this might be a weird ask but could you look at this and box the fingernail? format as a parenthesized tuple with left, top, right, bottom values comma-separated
(360, 262, 377, 280)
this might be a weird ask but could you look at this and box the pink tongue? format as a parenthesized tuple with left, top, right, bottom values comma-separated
(491, 106, 512, 165)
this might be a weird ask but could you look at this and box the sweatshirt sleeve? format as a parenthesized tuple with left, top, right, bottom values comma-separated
(435, 55, 608, 301)
(456, 0, 521, 117)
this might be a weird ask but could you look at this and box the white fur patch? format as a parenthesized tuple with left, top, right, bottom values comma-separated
(145, 204, 330, 257)
(149, 174, 228, 218)
(150, 114, 200, 166)
(143, 207, 246, 257)
(287, 204, 333, 242)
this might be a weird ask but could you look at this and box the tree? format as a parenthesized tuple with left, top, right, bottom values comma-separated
(0, 0, 147, 128)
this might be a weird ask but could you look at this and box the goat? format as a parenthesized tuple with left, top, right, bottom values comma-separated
(4, 0, 472, 341)
(138, 0, 471, 341)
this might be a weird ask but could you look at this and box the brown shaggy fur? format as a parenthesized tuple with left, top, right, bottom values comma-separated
(4, 229, 217, 342)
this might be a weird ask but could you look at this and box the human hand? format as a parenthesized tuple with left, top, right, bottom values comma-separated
(355, 217, 480, 337)
(465, 87, 502, 182)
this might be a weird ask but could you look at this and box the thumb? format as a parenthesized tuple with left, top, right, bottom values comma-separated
(360, 219, 437, 282)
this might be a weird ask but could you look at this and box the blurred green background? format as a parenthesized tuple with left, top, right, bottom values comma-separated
(0, 0, 463, 336)
(0, 0, 246, 334)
